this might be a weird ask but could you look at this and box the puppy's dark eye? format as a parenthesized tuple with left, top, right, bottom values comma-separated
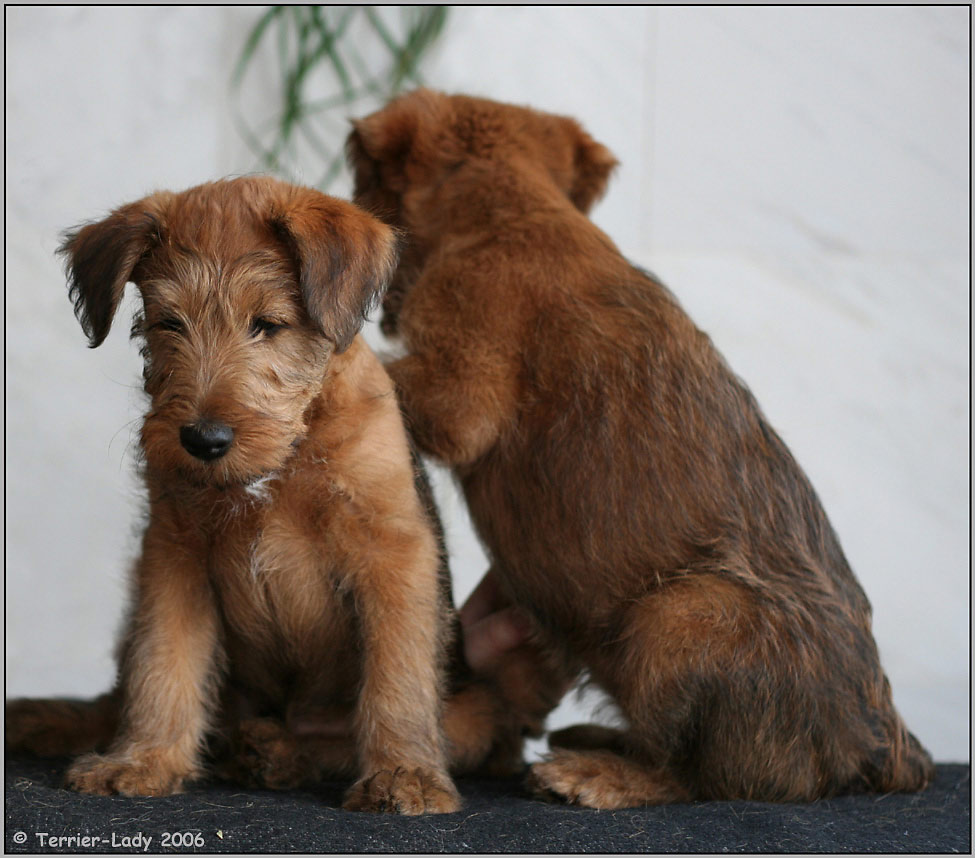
(152, 317, 185, 335)
(250, 317, 285, 338)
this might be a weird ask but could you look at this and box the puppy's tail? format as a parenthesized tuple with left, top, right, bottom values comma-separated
(5, 690, 120, 757)
(873, 715, 935, 793)
(852, 681, 934, 796)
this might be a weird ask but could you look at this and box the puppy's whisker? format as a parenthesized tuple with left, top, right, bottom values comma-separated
(108, 416, 143, 465)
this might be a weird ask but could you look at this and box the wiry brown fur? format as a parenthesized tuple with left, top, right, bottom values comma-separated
(3, 176, 527, 813)
(346, 90, 935, 807)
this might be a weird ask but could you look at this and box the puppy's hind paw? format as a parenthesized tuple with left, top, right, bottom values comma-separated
(220, 718, 309, 790)
(343, 766, 461, 815)
(527, 749, 690, 809)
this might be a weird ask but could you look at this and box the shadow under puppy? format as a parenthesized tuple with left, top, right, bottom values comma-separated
(347, 90, 935, 807)
(6, 176, 476, 813)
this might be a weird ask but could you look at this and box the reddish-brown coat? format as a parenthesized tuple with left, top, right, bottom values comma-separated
(7, 177, 467, 814)
(348, 90, 934, 806)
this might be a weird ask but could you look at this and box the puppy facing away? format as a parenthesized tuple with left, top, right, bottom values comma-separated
(5, 176, 468, 813)
(346, 90, 935, 807)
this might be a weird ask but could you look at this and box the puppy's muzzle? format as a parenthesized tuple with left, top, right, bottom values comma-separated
(180, 419, 235, 462)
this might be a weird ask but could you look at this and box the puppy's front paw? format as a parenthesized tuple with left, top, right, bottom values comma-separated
(343, 766, 460, 815)
(66, 751, 189, 797)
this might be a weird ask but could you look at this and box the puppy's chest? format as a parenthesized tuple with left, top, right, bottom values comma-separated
(205, 495, 356, 663)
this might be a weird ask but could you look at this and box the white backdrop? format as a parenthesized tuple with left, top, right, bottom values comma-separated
(5, 7, 969, 762)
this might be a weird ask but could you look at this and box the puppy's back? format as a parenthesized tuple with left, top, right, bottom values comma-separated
(466, 257, 869, 631)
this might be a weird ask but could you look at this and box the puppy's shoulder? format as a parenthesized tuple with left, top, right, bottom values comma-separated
(314, 337, 417, 492)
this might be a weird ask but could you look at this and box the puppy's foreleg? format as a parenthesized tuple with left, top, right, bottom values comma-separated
(386, 352, 513, 466)
(341, 520, 460, 815)
(66, 523, 222, 797)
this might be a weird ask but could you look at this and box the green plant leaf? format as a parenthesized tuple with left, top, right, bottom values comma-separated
(232, 6, 285, 87)
(233, 5, 449, 188)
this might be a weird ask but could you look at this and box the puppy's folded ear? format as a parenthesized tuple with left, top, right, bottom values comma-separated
(563, 119, 619, 213)
(272, 192, 399, 353)
(346, 88, 445, 200)
(59, 197, 167, 347)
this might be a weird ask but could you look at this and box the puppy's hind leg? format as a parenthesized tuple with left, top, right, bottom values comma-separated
(529, 573, 761, 808)
(5, 690, 120, 757)
(527, 749, 691, 808)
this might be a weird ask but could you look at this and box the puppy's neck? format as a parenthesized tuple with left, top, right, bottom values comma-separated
(411, 158, 573, 245)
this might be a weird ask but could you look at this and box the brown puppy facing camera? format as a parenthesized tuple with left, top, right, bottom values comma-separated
(5, 176, 460, 814)
(347, 90, 934, 807)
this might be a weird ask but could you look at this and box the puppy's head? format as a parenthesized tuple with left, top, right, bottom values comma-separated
(346, 90, 618, 331)
(59, 177, 398, 488)
(348, 89, 618, 218)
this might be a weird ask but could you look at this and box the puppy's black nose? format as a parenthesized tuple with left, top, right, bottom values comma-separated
(180, 420, 234, 462)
